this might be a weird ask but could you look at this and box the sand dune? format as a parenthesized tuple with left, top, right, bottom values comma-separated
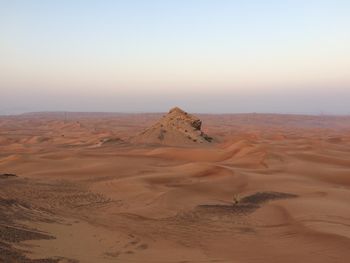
(0, 111, 350, 262)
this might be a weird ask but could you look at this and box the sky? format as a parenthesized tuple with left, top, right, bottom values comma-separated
(1, 0, 350, 114)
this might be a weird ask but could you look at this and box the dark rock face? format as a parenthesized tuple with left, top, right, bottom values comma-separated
(191, 120, 202, 130)
(202, 133, 213, 142)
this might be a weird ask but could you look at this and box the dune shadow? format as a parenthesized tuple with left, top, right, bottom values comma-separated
(197, 191, 298, 215)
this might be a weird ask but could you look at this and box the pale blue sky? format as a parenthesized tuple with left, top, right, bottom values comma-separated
(1, 0, 349, 114)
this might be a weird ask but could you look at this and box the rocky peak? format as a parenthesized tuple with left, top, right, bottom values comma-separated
(131, 107, 213, 145)
(163, 107, 202, 129)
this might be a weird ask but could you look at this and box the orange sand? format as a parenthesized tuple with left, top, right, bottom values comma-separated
(0, 112, 350, 262)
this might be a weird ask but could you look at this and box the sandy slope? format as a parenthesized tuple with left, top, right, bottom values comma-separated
(0, 112, 350, 262)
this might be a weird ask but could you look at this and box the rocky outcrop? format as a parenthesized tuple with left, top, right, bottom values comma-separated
(131, 107, 213, 146)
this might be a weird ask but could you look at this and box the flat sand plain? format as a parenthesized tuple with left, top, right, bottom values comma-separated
(1, 112, 350, 263)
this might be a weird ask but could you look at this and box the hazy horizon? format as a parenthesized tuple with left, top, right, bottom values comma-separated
(1, 0, 350, 115)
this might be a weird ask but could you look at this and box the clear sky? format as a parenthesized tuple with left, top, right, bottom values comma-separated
(1, 0, 349, 114)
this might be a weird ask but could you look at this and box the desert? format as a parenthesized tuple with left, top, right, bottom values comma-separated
(2, 1, 350, 262)
(1, 108, 350, 263)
